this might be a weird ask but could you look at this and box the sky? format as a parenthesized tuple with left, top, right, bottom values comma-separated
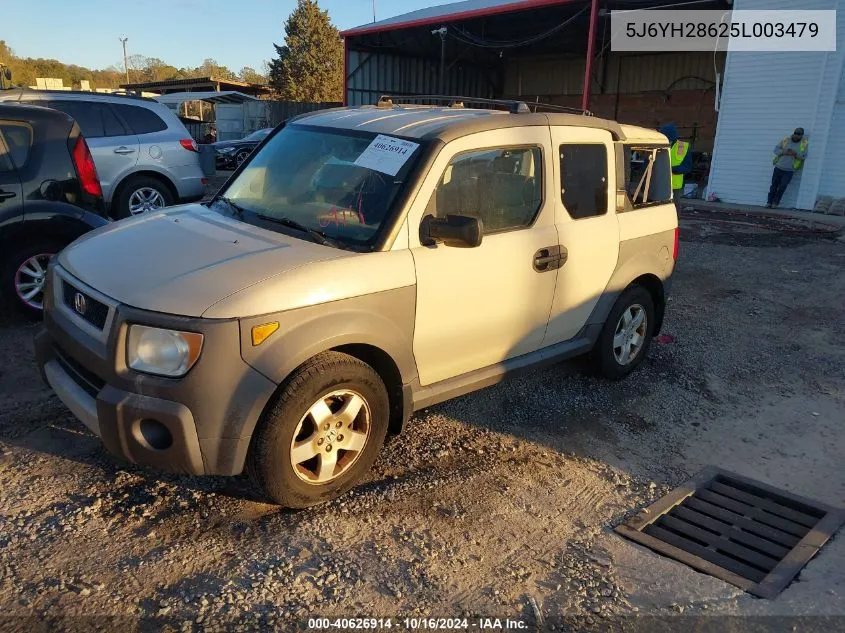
(3, 0, 447, 72)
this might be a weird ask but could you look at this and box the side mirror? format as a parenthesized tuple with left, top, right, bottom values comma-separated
(3, 69, 10, 81)
(420, 213, 483, 248)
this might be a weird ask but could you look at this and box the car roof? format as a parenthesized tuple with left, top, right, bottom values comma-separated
(0, 88, 159, 104)
(620, 124, 670, 144)
(293, 104, 630, 142)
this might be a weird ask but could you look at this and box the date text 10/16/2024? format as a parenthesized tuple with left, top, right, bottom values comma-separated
(308, 618, 529, 630)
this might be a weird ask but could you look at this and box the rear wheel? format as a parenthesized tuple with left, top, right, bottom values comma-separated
(592, 285, 655, 380)
(1, 238, 63, 319)
(247, 352, 389, 508)
(114, 175, 173, 219)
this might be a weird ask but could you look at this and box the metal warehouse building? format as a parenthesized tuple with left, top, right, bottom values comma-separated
(342, 0, 845, 211)
(708, 0, 845, 210)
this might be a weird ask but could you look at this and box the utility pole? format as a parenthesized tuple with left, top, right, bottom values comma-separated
(119, 36, 129, 84)
(432, 27, 447, 95)
(372, 0, 376, 23)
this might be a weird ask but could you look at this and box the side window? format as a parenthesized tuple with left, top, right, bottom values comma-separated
(425, 146, 543, 234)
(626, 146, 672, 207)
(50, 101, 104, 137)
(101, 104, 128, 137)
(0, 123, 33, 170)
(559, 144, 608, 219)
(111, 104, 167, 135)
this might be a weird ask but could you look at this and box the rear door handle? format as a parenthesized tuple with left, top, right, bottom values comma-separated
(113, 146, 135, 154)
(533, 245, 567, 272)
(0, 190, 16, 201)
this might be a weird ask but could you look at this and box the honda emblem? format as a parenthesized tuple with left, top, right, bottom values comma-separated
(74, 292, 87, 315)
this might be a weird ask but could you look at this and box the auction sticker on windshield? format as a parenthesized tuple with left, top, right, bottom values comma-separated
(354, 134, 420, 176)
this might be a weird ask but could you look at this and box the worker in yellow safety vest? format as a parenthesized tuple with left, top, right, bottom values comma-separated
(767, 127, 809, 208)
(659, 124, 692, 203)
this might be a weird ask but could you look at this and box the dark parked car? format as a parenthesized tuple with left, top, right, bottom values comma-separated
(0, 103, 108, 318)
(213, 128, 273, 169)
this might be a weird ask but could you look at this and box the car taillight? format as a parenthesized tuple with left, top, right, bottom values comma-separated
(72, 136, 102, 198)
(180, 139, 198, 152)
(672, 227, 679, 260)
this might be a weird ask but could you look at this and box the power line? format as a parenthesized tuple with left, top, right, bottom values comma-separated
(448, 6, 589, 49)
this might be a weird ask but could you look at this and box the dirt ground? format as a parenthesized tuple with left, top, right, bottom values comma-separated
(0, 210, 844, 632)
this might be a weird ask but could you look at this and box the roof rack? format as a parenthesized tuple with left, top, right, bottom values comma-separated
(377, 95, 592, 116)
(6, 87, 156, 102)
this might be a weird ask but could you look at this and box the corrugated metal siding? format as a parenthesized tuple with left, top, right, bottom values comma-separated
(502, 52, 724, 97)
(346, 50, 492, 106)
(817, 18, 845, 199)
(708, 0, 844, 209)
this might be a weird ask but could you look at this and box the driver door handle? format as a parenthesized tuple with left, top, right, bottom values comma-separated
(533, 245, 567, 272)
(0, 189, 16, 201)
(113, 146, 135, 155)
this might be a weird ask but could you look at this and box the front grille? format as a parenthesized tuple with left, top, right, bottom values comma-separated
(54, 345, 105, 399)
(62, 280, 109, 330)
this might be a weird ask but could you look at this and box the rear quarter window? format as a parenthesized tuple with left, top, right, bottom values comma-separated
(0, 123, 33, 169)
(111, 104, 168, 135)
(625, 145, 673, 207)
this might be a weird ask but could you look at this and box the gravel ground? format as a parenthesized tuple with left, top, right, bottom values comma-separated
(0, 211, 843, 632)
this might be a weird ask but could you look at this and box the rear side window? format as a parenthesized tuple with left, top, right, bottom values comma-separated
(625, 146, 673, 207)
(49, 101, 128, 138)
(0, 123, 33, 169)
(111, 104, 168, 135)
(559, 144, 608, 219)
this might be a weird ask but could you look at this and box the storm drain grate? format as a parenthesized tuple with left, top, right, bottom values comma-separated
(616, 467, 845, 598)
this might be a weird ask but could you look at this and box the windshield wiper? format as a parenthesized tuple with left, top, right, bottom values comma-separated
(213, 195, 249, 217)
(254, 214, 338, 248)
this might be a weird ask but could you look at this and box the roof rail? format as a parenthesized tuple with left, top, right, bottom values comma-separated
(377, 94, 592, 116)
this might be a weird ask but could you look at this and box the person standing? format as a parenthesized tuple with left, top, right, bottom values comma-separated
(659, 124, 692, 203)
(767, 128, 809, 208)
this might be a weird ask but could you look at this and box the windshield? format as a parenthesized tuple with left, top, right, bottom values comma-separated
(211, 125, 423, 247)
(243, 128, 271, 142)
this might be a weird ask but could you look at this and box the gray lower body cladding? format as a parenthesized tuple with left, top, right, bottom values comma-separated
(35, 281, 277, 476)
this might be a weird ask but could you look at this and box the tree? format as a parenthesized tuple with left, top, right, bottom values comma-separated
(238, 66, 267, 85)
(269, 0, 343, 102)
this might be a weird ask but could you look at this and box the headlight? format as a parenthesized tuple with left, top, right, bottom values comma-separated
(218, 146, 236, 154)
(126, 325, 203, 377)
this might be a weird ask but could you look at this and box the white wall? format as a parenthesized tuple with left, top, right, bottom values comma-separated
(708, 0, 845, 209)
(819, 60, 845, 198)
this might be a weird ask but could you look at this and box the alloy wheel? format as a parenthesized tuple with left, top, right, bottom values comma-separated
(128, 187, 166, 215)
(14, 253, 53, 310)
(613, 304, 648, 366)
(289, 389, 371, 484)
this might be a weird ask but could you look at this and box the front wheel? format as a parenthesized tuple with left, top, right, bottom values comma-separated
(592, 285, 655, 380)
(234, 150, 250, 167)
(247, 352, 389, 508)
(1, 239, 63, 319)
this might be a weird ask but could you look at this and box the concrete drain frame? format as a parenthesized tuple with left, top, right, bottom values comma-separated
(616, 467, 845, 599)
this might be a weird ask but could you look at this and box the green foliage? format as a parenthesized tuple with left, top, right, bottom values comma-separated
(269, 0, 343, 102)
(0, 41, 262, 91)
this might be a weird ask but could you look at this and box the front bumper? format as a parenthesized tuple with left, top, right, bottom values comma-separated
(35, 266, 278, 476)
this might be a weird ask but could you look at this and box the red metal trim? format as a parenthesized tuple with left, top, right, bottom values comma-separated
(581, 0, 600, 111)
(343, 37, 350, 106)
(340, 0, 579, 37)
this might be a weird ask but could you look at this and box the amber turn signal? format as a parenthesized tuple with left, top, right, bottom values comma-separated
(251, 322, 280, 346)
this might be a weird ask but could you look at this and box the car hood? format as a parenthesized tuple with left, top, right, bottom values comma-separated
(58, 204, 349, 317)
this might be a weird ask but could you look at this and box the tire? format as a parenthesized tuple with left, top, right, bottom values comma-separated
(591, 285, 655, 380)
(114, 175, 174, 219)
(235, 150, 250, 167)
(1, 238, 64, 320)
(247, 351, 390, 508)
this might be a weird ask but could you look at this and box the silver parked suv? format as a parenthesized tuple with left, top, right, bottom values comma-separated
(0, 89, 206, 218)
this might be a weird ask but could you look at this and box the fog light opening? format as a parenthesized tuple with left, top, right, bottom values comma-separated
(137, 419, 173, 451)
